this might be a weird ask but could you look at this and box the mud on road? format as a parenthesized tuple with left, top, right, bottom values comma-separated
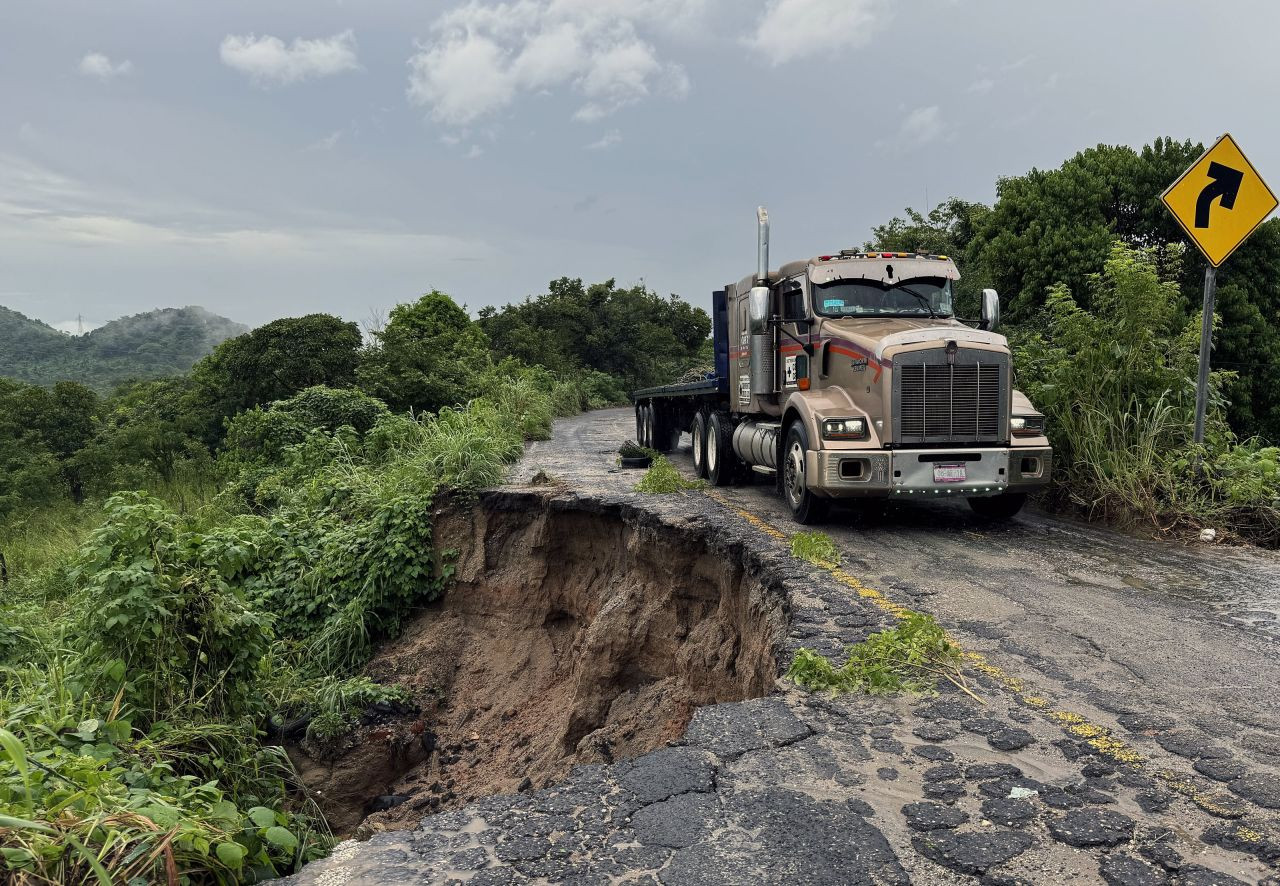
(283, 408, 1280, 885)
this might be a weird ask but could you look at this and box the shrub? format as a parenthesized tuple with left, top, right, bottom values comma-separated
(787, 612, 963, 696)
(791, 531, 840, 566)
(633, 455, 706, 494)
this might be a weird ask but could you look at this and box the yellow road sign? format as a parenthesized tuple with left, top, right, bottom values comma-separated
(1162, 133, 1278, 267)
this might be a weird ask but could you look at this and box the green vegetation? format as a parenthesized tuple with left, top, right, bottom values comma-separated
(787, 613, 963, 696)
(478, 277, 711, 402)
(0, 306, 247, 391)
(0, 280, 710, 882)
(633, 455, 706, 494)
(790, 531, 840, 566)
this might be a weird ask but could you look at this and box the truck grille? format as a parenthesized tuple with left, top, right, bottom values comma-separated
(894, 352, 1007, 445)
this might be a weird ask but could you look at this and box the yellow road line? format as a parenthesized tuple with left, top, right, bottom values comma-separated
(701, 488, 1272, 830)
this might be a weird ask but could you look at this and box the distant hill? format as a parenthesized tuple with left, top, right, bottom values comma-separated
(0, 305, 249, 390)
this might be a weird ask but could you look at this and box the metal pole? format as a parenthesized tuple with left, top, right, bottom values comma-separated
(1193, 265, 1217, 445)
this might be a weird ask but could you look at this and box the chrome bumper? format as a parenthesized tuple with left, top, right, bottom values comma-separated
(807, 447, 1052, 498)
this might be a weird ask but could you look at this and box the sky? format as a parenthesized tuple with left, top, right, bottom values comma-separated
(2, 0, 1277, 333)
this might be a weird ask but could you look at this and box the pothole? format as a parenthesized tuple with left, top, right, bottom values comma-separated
(287, 491, 787, 837)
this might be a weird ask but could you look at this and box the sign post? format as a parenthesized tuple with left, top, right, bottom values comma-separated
(1161, 133, 1278, 444)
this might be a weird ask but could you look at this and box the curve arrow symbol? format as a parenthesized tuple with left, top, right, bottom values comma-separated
(1195, 161, 1245, 228)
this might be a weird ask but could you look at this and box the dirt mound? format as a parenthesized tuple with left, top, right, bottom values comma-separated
(289, 491, 787, 836)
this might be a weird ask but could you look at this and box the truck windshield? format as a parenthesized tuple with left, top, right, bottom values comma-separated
(814, 277, 954, 318)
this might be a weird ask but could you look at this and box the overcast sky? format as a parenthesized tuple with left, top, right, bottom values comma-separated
(2, 0, 1276, 333)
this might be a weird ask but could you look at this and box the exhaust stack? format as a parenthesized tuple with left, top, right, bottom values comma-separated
(756, 206, 770, 284)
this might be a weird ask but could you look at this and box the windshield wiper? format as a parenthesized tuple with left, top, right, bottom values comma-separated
(891, 283, 940, 319)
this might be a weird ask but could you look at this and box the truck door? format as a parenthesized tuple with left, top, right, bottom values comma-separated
(736, 295, 752, 409)
(779, 277, 808, 392)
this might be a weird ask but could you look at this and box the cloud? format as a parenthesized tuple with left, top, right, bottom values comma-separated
(585, 129, 622, 150)
(220, 30, 359, 85)
(406, 0, 694, 126)
(898, 106, 945, 146)
(78, 53, 132, 80)
(966, 78, 994, 95)
(306, 130, 344, 151)
(52, 319, 102, 335)
(746, 0, 889, 66)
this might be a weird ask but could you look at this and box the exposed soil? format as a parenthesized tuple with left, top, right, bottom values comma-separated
(288, 491, 788, 837)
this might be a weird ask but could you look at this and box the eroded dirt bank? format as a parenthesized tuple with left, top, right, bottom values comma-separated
(289, 490, 788, 836)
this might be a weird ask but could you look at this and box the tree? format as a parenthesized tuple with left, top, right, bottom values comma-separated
(966, 138, 1203, 319)
(478, 278, 710, 394)
(357, 291, 492, 414)
(187, 314, 362, 444)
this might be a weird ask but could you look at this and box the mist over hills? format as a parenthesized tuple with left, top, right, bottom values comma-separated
(0, 305, 249, 390)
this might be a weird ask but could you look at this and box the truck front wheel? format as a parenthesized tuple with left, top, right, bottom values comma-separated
(968, 493, 1026, 520)
(690, 412, 709, 479)
(782, 423, 828, 524)
(707, 412, 738, 487)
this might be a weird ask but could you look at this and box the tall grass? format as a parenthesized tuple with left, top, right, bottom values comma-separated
(0, 371, 590, 883)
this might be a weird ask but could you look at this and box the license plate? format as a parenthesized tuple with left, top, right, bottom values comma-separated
(933, 464, 966, 483)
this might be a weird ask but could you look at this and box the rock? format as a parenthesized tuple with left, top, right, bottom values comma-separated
(1099, 852, 1168, 886)
(367, 793, 411, 812)
(979, 798, 1036, 828)
(1047, 809, 1135, 847)
(913, 745, 955, 762)
(911, 830, 1035, 876)
(517, 777, 533, 792)
(902, 801, 969, 831)
(877, 767, 899, 781)
(966, 763, 1023, 780)
(987, 728, 1036, 751)
(1199, 528, 1217, 542)
(1193, 758, 1247, 783)
(1228, 772, 1280, 809)
(913, 722, 960, 742)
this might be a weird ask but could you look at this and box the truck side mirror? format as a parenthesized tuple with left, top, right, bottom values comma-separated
(980, 288, 1000, 332)
(748, 286, 770, 334)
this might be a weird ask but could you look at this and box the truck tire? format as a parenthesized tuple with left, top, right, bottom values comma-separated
(690, 411, 709, 479)
(635, 404, 646, 446)
(641, 405, 655, 449)
(651, 409, 680, 453)
(968, 493, 1026, 520)
(782, 422, 828, 525)
(706, 412, 737, 487)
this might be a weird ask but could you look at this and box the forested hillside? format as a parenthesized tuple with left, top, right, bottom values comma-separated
(0, 305, 248, 390)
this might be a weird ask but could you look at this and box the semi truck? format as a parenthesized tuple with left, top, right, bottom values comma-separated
(632, 207, 1052, 524)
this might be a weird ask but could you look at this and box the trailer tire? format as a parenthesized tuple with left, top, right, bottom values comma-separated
(690, 411, 709, 479)
(642, 405, 656, 449)
(782, 422, 828, 525)
(967, 493, 1026, 520)
(635, 404, 646, 446)
(706, 412, 737, 487)
(652, 409, 679, 453)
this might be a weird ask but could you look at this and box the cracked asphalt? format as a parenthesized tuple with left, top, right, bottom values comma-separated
(282, 408, 1280, 885)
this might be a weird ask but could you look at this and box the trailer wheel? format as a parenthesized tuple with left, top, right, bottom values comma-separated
(706, 412, 737, 487)
(968, 493, 1026, 520)
(690, 411, 709, 479)
(782, 423, 828, 525)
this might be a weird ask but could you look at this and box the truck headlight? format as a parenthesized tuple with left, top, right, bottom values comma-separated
(822, 417, 867, 440)
(1011, 415, 1046, 436)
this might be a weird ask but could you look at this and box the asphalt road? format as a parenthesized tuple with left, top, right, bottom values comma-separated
(285, 407, 1280, 885)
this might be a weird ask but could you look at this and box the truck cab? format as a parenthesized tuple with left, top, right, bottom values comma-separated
(632, 208, 1052, 524)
